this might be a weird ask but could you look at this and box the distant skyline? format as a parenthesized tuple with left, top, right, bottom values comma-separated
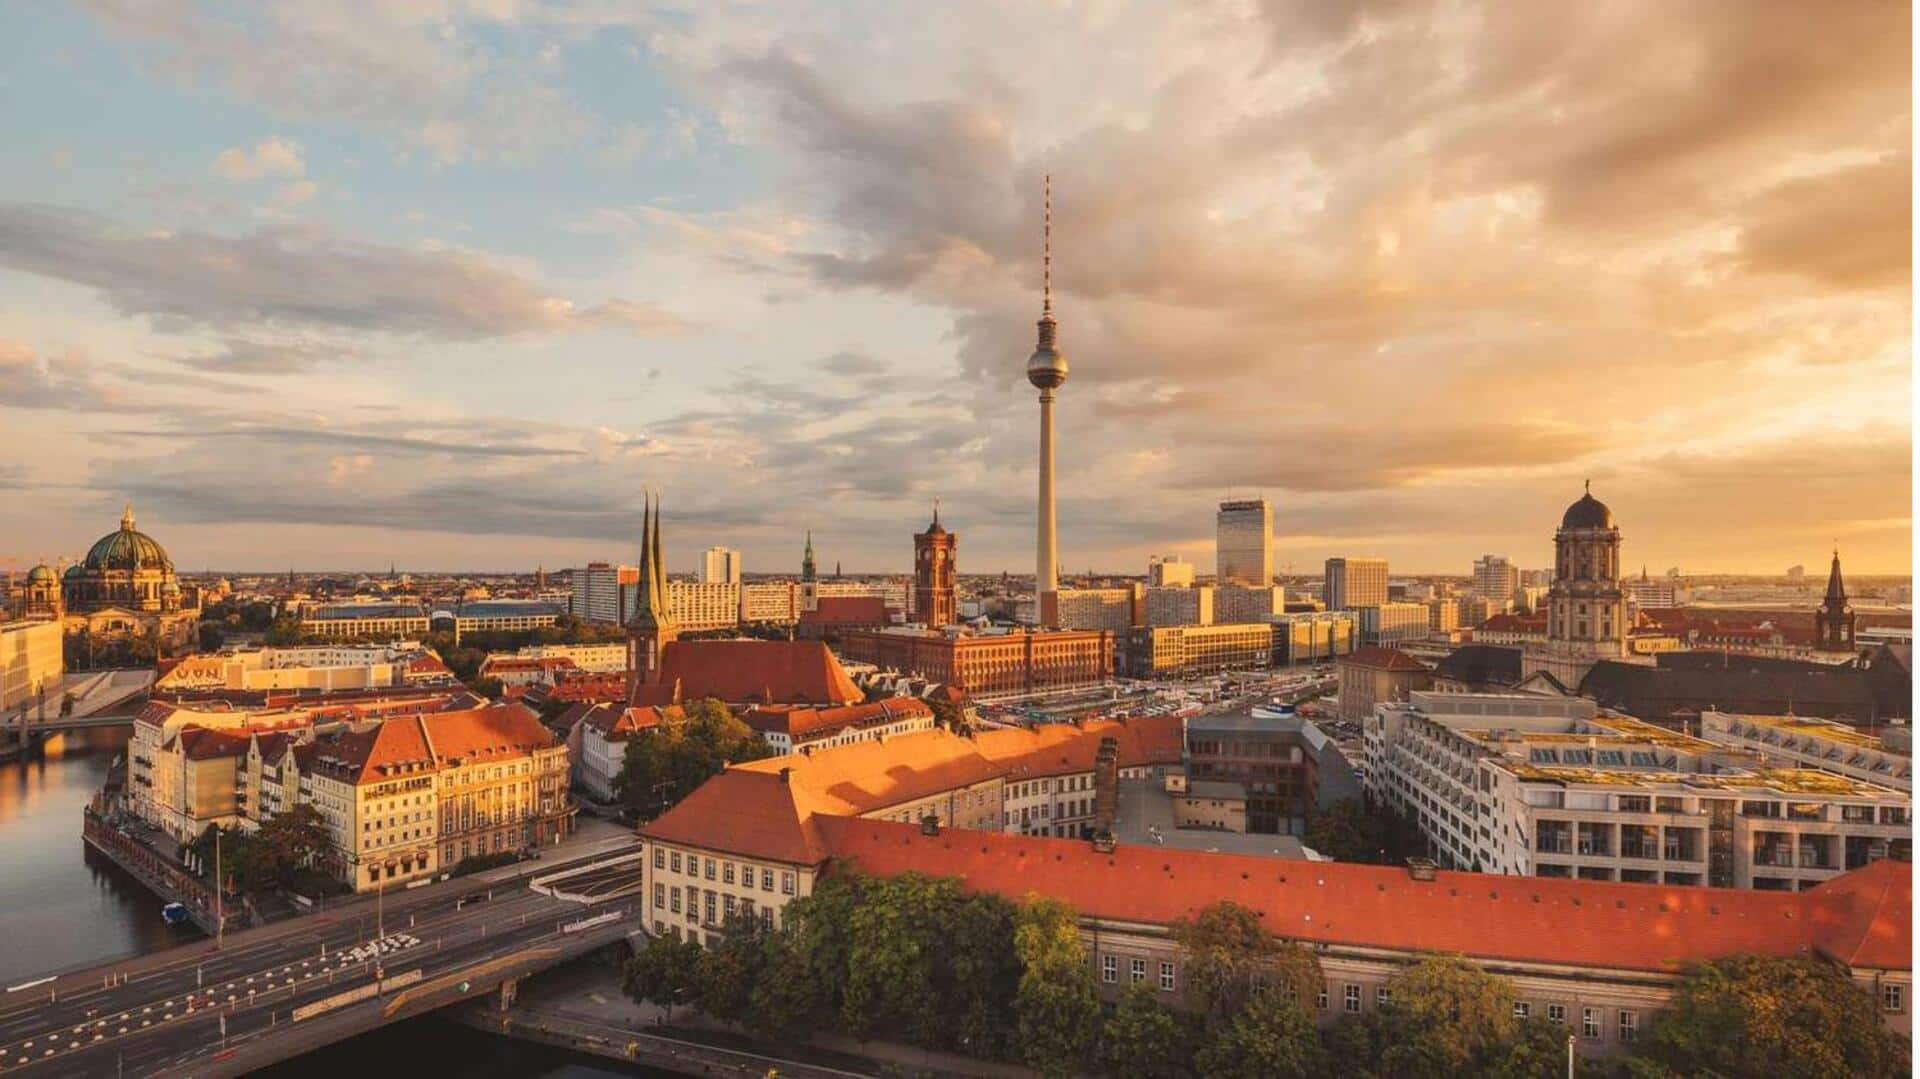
(0, 4, 1909, 576)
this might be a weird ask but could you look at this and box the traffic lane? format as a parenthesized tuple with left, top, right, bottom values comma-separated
(12, 912, 630, 1078)
(0, 888, 573, 1059)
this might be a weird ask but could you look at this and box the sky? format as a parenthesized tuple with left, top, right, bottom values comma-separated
(0, 1, 1910, 577)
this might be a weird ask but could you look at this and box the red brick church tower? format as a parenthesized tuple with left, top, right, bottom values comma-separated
(913, 502, 957, 628)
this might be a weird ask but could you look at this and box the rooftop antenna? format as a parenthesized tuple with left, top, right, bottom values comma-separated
(1042, 173, 1052, 318)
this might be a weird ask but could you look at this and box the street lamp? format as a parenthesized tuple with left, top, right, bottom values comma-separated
(1566, 1032, 1575, 1079)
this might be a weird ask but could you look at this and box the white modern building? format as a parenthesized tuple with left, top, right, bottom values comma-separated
(1365, 692, 1912, 890)
(571, 562, 637, 624)
(702, 547, 743, 585)
(1701, 712, 1912, 792)
(0, 619, 63, 713)
(1355, 602, 1429, 647)
(1472, 555, 1519, 611)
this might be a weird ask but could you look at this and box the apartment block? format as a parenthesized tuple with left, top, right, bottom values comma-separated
(1364, 692, 1912, 890)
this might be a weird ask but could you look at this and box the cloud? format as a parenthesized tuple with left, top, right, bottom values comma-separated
(0, 340, 141, 412)
(211, 136, 304, 180)
(170, 336, 368, 374)
(814, 351, 888, 377)
(0, 203, 689, 339)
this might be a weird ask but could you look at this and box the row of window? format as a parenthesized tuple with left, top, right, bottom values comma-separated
(654, 847, 796, 895)
(1099, 955, 1176, 992)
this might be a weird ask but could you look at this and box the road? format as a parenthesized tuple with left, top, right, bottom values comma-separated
(0, 843, 641, 1078)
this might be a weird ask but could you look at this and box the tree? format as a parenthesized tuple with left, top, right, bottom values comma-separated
(198, 624, 225, 652)
(1101, 981, 1199, 1079)
(1481, 1017, 1576, 1079)
(839, 872, 953, 1044)
(942, 888, 1021, 1059)
(613, 699, 776, 819)
(688, 914, 766, 1024)
(1194, 985, 1330, 1078)
(746, 928, 825, 1040)
(1372, 954, 1521, 1076)
(1303, 798, 1382, 862)
(622, 933, 705, 1021)
(1174, 900, 1321, 1023)
(253, 805, 330, 882)
(263, 616, 308, 646)
(1635, 954, 1908, 1079)
(1011, 894, 1102, 1078)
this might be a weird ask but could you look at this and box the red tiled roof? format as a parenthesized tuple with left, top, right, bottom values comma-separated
(972, 715, 1184, 779)
(547, 672, 628, 703)
(423, 703, 557, 764)
(1340, 647, 1430, 672)
(641, 768, 827, 865)
(584, 704, 681, 741)
(650, 639, 862, 707)
(812, 818, 1912, 975)
(179, 727, 251, 761)
(740, 697, 933, 741)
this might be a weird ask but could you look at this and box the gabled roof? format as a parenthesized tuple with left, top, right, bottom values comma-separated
(654, 639, 862, 706)
(584, 704, 680, 741)
(740, 697, 933, 741)
(179, 727, 252, 761)
(1433, 645, 1523, 686)
(1806, 857, 1909, 969)
(812, 818, 1911, 975)
(641, 767, 827, 865)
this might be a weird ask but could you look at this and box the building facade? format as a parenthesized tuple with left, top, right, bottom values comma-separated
(1356, 602, 1430, 648)
(300, 603, 431, 641)
(0, 619, 63, 713)
(701, 547, 742, 585)
(1127, 623, 1274, 679)
(837, 628, 1114, 701)
(1270, 611, 1356, 666)
(1214, 584, 1286, 625)
(1527, 485, 1629, 687)
(1336, 647, 1432, 721)
(1325, 557, 1389, 610)
(1472, 555, 1520, 611)
(1147, 556, 1195, 588)
(912, 511, 957, 628)
(571, 562, 639, 624)
(1143, 585, 1213, 627)
(1365, 692, 1911, 889)
(1216, 500, 1273, 586)
(1050, 587, 1142, 632)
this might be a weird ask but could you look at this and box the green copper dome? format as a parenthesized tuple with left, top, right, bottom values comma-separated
(83, 504, 173, 573)
(25, 563, 56, 584)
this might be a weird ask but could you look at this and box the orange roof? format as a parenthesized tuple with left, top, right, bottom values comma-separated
(1805, 857, 1911, 969)
(651, 639, 862, 707)
(735, 728, 1004, 816)
(972, 715, 1184, 779)
(584, 704, 681, 741)
(179, 727, 252, 761)
(812, 818, 1912, 975)
(422, 703, 557, 765)
(642, 767, 828, 865)
(644, 717, 1184, 865)
(1340, 647, 1430, 672)
(740, 697, 933, 741)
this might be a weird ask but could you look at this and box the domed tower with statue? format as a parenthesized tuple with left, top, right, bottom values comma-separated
(58, 504, 198, 657)
(1523, 483, 1634, 689)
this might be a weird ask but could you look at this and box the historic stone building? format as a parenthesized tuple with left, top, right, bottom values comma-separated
(1524, 484, 1631, 688)
(47, 505, 198, 654)
(911, 506, 957, 628)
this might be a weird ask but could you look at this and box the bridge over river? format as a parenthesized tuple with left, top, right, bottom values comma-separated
(0, 845, 643, 1078)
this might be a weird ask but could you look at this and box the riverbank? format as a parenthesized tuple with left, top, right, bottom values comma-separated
(454, 962, 1034, 1079)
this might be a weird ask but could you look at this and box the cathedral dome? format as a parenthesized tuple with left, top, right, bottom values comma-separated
(82, 504, 173, 573)
(26, 563, 56, 584)
(1560, 488, 1614, 531)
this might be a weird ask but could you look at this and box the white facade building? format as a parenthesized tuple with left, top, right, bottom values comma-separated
(1325, 558, 1389, 609)
(1365, 692, 1912, 889)
(702, 547, 743, 585)
(1147, 556, 1195, 588)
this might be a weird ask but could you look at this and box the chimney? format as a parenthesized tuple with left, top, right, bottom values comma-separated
(778, 767, 792, 785)
(920, 813, 940, 836)
(1093, 736, 1120, 835)
(1406, 857, 1437, 882)
(1091, 832, 1116, 854)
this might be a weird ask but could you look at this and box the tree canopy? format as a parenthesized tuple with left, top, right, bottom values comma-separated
(1012, 894, 1103, 1077)
(1302, 797, 1384, 862)
(612, 698, 775, 818)
(1174, 900, 1322, 1023)
(1635, 954, 1908, 1079)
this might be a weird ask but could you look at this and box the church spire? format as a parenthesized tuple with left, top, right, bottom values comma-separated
(801, 530, 817, 583)
(1824, 548, 1848, 605)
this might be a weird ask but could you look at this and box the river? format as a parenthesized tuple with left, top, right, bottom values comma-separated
(0, 733, 660, 1077)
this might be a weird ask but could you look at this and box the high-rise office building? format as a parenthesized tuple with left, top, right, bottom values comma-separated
(1144, 585, 1213, 627)
(571, 562, 639, 624)
(701, 546, 742, 585)
(1147, 555, 1195, 588)
(1472, 555, 1519, 611)
(1325, 557, 1389, 609)
(1216, 500, 1273, 586)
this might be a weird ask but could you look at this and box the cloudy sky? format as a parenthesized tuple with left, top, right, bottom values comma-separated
(0, 2, 1909, 577)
